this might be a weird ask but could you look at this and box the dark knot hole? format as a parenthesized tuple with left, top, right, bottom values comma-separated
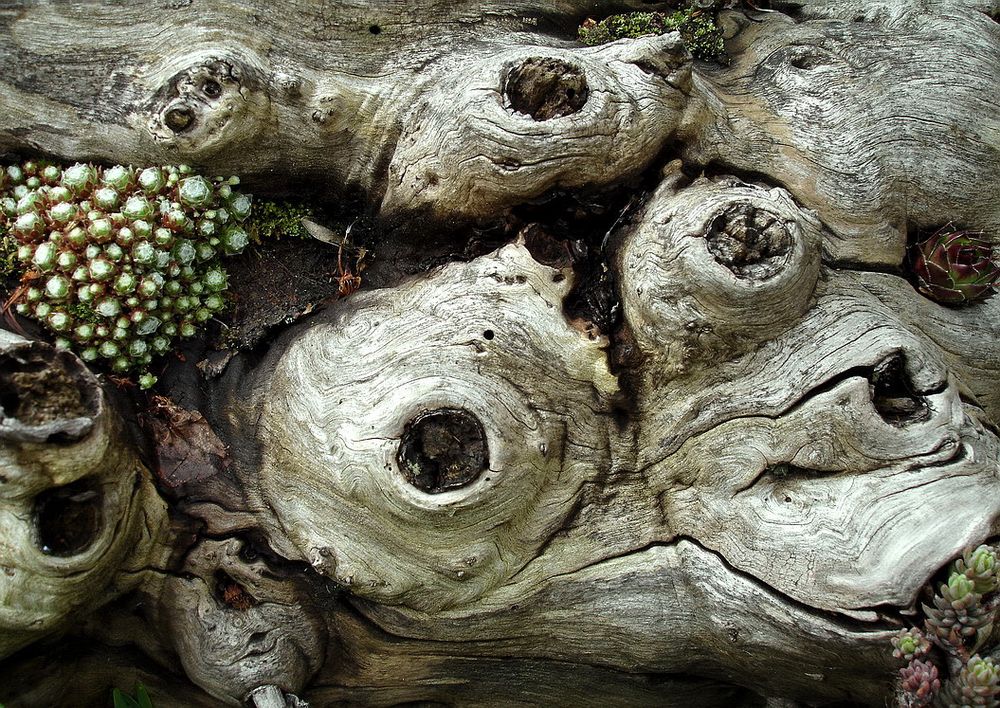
(165, 107, 195, 133)
(398, 409, 489, 494)
(34, 478, 104, 557)
(504, 57, 589, 121)
(202, 79, 222, 98)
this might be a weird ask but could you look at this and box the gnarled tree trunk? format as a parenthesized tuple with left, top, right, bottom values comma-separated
(1, 1, 1000, 706)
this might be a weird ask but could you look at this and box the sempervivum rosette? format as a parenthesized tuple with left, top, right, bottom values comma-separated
(0, 161, 251, 388)
(910, 226, 999, 306)
(954, 545, 1000, 596)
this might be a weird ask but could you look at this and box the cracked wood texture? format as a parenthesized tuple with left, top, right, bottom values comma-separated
(2, 1, 1000, 707)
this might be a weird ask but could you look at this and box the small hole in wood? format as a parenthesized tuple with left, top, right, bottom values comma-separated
(870, 354, 930, 425)
(398, 409, 489, 494)
(34, 478, 103, 557)
(215, 571, 257, 610)
(239, 543, 259, 563)
(483, 329, 495, 340)
(790, 54, 824, 70)
(165, 107, 195, 133)
(202, 79, 222, 98)
(369, 24, 382, 34)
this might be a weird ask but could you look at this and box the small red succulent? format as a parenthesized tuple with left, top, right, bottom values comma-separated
(910, 226, 999, 306)
(898, 659, 941, 707)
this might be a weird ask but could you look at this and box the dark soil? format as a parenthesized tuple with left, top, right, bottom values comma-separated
(216, 239, 345, 350)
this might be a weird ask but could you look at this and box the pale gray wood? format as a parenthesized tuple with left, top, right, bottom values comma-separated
(2, 0, 1000, 706)
(682, 6, 1000, 266)
(0, 337, 169, 660)
(350, 541, 897, 705)
(243, 243, 621, 613)
(0, 0, 675, 205)
(155, 538, 327, 706)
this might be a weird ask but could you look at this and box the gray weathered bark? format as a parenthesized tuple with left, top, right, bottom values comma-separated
(1, 0, 1000, 706)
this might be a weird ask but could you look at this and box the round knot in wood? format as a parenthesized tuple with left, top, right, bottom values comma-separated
(164, 106, 195, 133)
(398, 409, 489, 493)
(504, 58, 589, 120)
(705, 203, 793, 280)
(147, 56, 269, 156)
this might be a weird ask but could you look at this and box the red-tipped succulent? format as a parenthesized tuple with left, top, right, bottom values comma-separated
(898, 659, 941, 707)
(910, 226, 999, 306)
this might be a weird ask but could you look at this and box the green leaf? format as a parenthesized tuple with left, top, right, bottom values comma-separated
(135, 684, 154, 708)
(112, 688, 140, 708)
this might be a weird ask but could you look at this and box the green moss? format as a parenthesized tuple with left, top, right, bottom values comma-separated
(0, 233, 17, 281)
(246, 199, 314, 243)
(67, 302, 100, 324)
(578, 9, 726, 62)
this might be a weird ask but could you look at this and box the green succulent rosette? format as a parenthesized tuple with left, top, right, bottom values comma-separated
(938, 655, 1000, 706)
(0, 161, 251, 388)
(954, 545, 1000, 595)
(892, 627, 931, 662)
(924, 572, 995, 656)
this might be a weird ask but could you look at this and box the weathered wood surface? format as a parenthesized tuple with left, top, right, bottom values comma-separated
(2, 0, 1000, 706)
(0, 333, 168, 660)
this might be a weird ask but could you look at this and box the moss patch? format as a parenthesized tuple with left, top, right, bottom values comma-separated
(245, 199, 314, 243)
(0, 233, 18, 288)
(578, 9, 726, 62)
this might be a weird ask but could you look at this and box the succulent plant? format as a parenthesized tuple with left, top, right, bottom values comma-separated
(0, 161, 251, 388)
(894, 546, 1000, 707)
(938, 655, 1000, 707)
(924, 571, 994, 655)
(955, 545, 1000, 595)
(893, 628, 932, 662)
(897, 658, 941, 707)
(910, 226, 999, 306)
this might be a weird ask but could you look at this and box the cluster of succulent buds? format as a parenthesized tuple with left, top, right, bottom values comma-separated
(898, 659, 941, 707)
(893, 628, 932, 662)
(938, 656, 1000, 707)
(909, 226, 1000, 306)
(924, 571, 995, 654)
(0, 161, 251, 388)
(956, 545, 1000, 595)
(894, 545, 1000, 707)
